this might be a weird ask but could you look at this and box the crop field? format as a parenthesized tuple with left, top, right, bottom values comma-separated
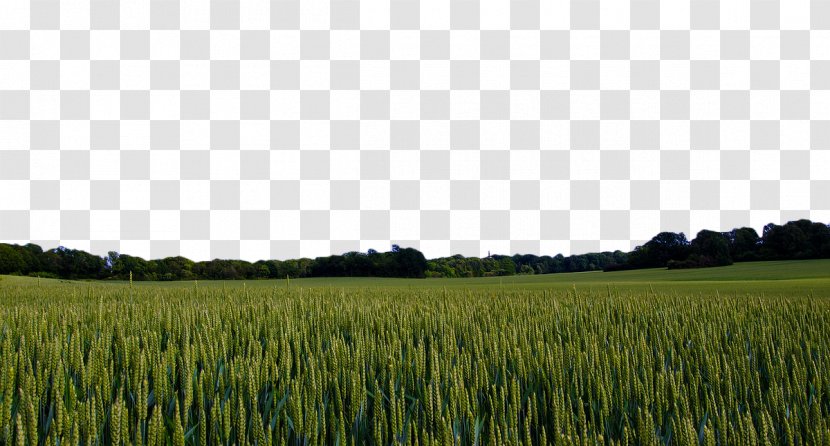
(0, 261, 829, 445)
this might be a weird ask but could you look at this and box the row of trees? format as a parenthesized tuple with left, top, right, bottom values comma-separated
(425, 251, 629, 278)
(0, 244, 106, 280)
(1, 219, 828, 281)
(424, 219, 830, 277)
(617, 219, 830, 270)
(109, 246, 430, 280)
(0, 244, 428, 280)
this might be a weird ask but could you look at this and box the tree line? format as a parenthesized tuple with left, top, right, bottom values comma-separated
(0, 219, 828, 281)
(425, 251, 630, 278)
(0, 243, 428, 281)
(619, 218, 830, 271)
(423, 219, 830, 277)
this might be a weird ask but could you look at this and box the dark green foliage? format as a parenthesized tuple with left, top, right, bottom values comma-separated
(51, 246, 107, 279)
(692, 230, 733, 265)
(425, 251, 629, 277)
(655, 220, 830, 271)
(627, 231, 692, 269)
(668, 230, 734, 269)
(156, 256, 196, 281)
(2, 219, 829, 280)
(724, 227, 761, 261)
(518, 264, 535, 275)
(1, 243, 426, 281)
(0, 244, 24, 274)
(760, 219, 830, 260)
(310, 247, 427, 278)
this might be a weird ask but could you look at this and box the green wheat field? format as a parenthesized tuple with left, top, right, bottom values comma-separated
(1, 260, 829, 445)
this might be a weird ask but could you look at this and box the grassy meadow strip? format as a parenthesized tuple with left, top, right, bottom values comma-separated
(0, 285, 828, 445)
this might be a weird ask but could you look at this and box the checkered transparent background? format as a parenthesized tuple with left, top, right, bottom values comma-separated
(1, 0, 829, 261)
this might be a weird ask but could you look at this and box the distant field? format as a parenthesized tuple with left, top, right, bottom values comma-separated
(4, 259, 829, 296)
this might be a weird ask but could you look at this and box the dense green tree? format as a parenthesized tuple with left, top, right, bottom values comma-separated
(53, 247, 106, 279)
(497, 257, 516, 275)
(761, 221, 809, 259)
(393, 247, 428, 278)
(156, 256, 196, 281)
(628, 232, 691, 268)
(669, 230, 733, 269)
(757, 220, 830, 260)
(0, 245, 24, 274)
(725, 227, 761, 261)
(692, 230, 732, 266)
